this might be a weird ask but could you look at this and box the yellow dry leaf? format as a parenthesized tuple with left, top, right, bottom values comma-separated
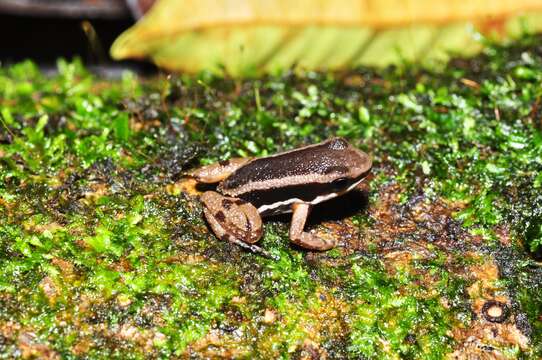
(111, 0, 542, 75)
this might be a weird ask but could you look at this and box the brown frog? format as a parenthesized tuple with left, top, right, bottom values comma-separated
(189, 138, 372, 257)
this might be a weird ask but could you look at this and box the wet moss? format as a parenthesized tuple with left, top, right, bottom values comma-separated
(1, 36, 542, 358)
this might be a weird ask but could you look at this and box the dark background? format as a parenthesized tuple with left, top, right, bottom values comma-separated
(0, 0, 156, 74)
(0, 14, 131, 63)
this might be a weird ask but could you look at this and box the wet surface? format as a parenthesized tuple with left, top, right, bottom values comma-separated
(1, 36, 542, 358)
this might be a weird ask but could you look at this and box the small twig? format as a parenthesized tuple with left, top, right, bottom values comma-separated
(0, 117, 15, 139)
(229, 237, 279, 261)
(494, 107, 501, 121)
(460, 78, 480, 90)
(254, 85, 262, 112)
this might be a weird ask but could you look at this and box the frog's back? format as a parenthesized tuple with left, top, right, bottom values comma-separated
(222, 140, 348, 190)
(217, 138, 371, 214)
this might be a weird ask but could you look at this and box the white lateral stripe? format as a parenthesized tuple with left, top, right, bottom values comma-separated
(257, 192, 340, 214)
(346, 177, 365, 192)
(258, 198, 301, 213)
(256, 178, 366, 214)
(310, 192, 339, 205)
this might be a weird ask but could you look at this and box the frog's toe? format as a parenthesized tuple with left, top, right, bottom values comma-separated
(290, 232, 337, 251)
(289, 202, 336, 250)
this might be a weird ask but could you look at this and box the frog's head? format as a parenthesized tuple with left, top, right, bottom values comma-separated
(318, 137, 372, 196)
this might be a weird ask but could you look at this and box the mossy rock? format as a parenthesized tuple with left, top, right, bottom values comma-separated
(1, 37, 542, 358)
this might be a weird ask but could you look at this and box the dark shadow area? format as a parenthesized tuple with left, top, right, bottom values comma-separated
(194, 182, 218, 193)
(264, 189, 370, 225)
(526, 243, 542, 262)
(309, 189, 370, 223)
(525, 220, 542, 262)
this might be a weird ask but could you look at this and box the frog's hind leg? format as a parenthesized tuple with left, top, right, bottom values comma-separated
(201, 191, 276, 259)
(201, 191, 262, 243)
(289, 202, 336, 251)
(188, 158, 252, 183)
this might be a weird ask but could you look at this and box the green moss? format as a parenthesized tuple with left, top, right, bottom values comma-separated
(346, 259, 456, 359)
(1, 36, 542, 358)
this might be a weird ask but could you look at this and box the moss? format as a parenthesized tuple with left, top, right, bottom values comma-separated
(1, 36, 542, 358)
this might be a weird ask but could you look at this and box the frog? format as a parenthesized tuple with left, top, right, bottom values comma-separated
(188, 137, 372, 257)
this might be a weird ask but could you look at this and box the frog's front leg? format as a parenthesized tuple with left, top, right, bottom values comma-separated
(289, 203, 336, 251)
(188, 158, 252, 183)
(200, 191, 277, 258)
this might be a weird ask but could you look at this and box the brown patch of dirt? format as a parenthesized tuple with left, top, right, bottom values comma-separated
(38, 276, 59, 304)
(451, 256, 529, 355)
(317, 218, 361, 252)
(319, 183, 473, 256)
(23, 221, 63, 234)
(71, 337, 93, 356)
(80, 182, 110, 204)
(18, 332, 60, 360)
(0, 321, 21, 340)
(367, 183, 471, 251)
(186, 329, 251, 358)
(166, 178, 200, 196)
(451, 321, 530, 359)
(495, 226, 512, 246)
(51, 257, 76, 277)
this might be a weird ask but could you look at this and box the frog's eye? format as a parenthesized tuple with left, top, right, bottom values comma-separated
(331, 177, 349, 190)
